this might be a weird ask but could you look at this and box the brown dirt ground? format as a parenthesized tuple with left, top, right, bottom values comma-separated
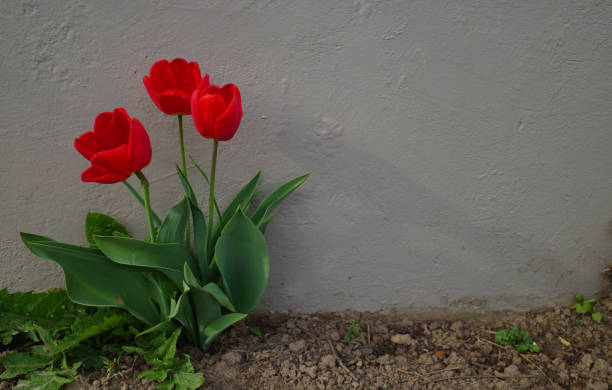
(3, 289, 612, 390)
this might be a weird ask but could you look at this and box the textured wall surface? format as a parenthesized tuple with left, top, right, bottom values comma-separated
(2, 0, 611, 312)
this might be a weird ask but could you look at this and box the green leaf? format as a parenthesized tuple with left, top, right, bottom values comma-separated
(0, 352, 51, 379)
(212, 171, 261, 240)
(139, 368, 169, 381)
(201, 313, 246, 351)
(85, 212, 130, 245)
(20, 233, 160, 326)
(190, 155, 222, 221)
(575, 292, 584, 303)
(94, 236, 197, 286)
(173, 370, 206, 389)
(52, 308, 133, 354)
(122, 181, 162, 227)
(214, 209, 269, 313)
(201, 283, 236, 312)
(14, 362, 81, 390)
(250, 173, 309, 232)
(176, 167, 208, 279)
(592, 311, 602, 323)
(0, 288, 82, 345)
(157, 198, 190, 244)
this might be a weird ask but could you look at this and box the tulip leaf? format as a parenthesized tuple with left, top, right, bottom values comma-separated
(85, 212, 129, 245)
(214, 209, 269, 314)
(189, 155, 222, 220)
(251, 173, 309, 232)
(94, 236, 197, 286)
(201, 313, 246, 351)
(211, 171, 261, 242)
(176, 167, 208, 279)
(157, 197, 189, 244)
(137, 320, 178, 338)
(201, 282, 236, 312)
(20, 232, 160, 326)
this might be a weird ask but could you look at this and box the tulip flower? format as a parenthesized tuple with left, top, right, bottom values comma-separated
(191, 83, 242, 142)
(143, 58, 206, 116)
(74, 108, 152, 184)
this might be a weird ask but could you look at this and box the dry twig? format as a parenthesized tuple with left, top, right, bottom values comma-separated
(326, 335, 358, 381)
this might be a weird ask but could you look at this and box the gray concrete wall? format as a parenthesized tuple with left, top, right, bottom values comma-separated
(2, 0, 611, 312)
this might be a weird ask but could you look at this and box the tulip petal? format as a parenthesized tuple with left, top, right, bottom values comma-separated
(169, 58, 195, 93)
(143, 76, 167, 114)
(214, 96, 242, 141)
(92, 144, 133, 177)
(74, 131, 103, 160)
(157, 90, 191, 115)
(197, 92, 226, 139)
(128, 118, 152, 171)
(198, 74, 210, 90)
(81, 165, 127, 184)
(93, 108, 130, 149)
(219, 84, 241, 106)
(148, 59, 176, 93)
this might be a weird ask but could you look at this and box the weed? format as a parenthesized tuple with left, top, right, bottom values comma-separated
(250, 327, 270, 344)
(345, 318, 364, 342)
(0, 288, 204, 389)
(570, 293, 602, 323)
(495, 327, 540, 353)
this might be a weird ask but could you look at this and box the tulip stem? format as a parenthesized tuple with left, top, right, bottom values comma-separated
(178, 114, 191, 248)
(135, 171, 155, 242)
(206, 140, 218, 259)
(178, 114, 187, 176)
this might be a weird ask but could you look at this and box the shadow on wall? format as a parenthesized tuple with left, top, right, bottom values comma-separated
(260, 108, 577, 312)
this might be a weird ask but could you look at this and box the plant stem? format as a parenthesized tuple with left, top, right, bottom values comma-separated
(135, 171, 155, 242)
(178, 114, 191, 248)
(178, 114, 187, 176)
(206, 140, 218, 258)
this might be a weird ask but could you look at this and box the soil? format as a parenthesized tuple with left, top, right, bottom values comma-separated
(3, 289, 612, 390)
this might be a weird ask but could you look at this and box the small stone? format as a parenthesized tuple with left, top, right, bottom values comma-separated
(289, 339, 306, 352)
(578, 354, 593, 371)
(390, 334, 414, 345)
(329, 330, 340, 341)
(375, 354, 391, 365)
(221, 351, 242, 365)
(319, 354, 336, 369)
(503, 364, 520, 377)
(591, 358, 609, 375)
(304, 365, 317, 378)
(588, 382, 609, 390)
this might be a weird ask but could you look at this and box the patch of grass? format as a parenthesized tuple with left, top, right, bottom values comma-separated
(0, 288, 204, 390)
(495, 327, 540, 353)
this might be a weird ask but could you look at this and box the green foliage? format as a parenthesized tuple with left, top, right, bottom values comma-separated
(345, 318, 364, 342)
(570, 293, 602, 323)
(21, 168, 307, 353)
(123, 329, 204, 390)
(0, 289, 203, 389)
(250, 327, 270, 344)
(85, 212, 129, 245)
(495, 327, 540, 353)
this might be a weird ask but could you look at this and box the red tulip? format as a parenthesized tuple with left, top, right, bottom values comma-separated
(191, 83, 242, 141)
(143, 58, 207, 115)
(74, 108, 152, 183)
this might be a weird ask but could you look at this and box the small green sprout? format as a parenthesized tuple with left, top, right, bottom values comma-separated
(570, 293, 602, 323)
(250, 327, 270, 344)
(345, 318, 364, 342)
(495, 327, 540, 353)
